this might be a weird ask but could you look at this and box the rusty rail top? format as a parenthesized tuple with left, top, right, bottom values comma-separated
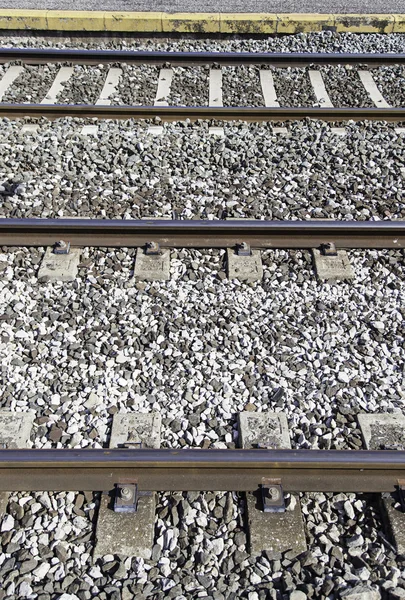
(0, 104, 403, 122)
(0, 49, 404, 66)
(0, 448, 405, 493)
(0, 218, 404, 249)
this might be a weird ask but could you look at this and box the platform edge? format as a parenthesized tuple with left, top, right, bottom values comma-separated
(0, 11, 401, 34)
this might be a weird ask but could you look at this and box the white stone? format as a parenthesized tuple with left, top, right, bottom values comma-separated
(89, 566, 103, 579)
(31, 502, 42, 514)
(85, 392, 99, 409)
(290, 592, 307, 600)
(33, 562, 51, 579)
(211, 538, 224, 555)
(1, 514, 14, 532)
(73, 516, 88, 530)
(18, 581, 33, 598)
(250, 572, 261, 585)
(344, 500, 355, 520)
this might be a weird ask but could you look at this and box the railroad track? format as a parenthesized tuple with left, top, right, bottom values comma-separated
(0, 49, 403, 122)
(0, 217, 404, 249)
(1, 38, 405, 597)
(2, 447, 405, 493)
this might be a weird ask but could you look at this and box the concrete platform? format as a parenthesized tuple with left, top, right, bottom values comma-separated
(238, 411, 307, 557)
(94, 412, 161, 559)
(38, 247, 81, 283)
(0, 9, 402, 35)
(110, 413, 162, 449)
(340, 587, 381, 600)
(0, 5, 403, 18)
(312, 249, 354, 282)
(358, 413, 405, 555)
(226, 248, 263, 282)
(133, 248, 170, 282)
(358, 413, 405, 451)
(0, 411, 34, 449)
(0, 411, 34, 513)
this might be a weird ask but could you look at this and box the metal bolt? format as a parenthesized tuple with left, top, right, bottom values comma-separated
(267, 486, 280, 501)
(120, 486, 133, 500)
(236, 241, 251, 257)
(145, 241, 161, 255)
(53, 239, 70, 255)
(321, 241, 337, 256)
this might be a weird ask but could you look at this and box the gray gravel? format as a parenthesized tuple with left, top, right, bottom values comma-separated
(0, 120, 403, 222)
(1, 65, 58, 103)
(56, 64, 107, 105)
(0, 31, 404, 53)
(0, 29, 405, 600)
(272, 67, 316, 107)
(320, 66, 375, 108)
(222, 66, 264, 107)
(1, 243, 405, 598)
(116, 64, 159, 106)
(169, 66, 209, 106)
(371, 66, 405, 108)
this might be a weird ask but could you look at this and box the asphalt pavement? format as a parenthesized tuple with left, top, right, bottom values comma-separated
(0, 0, 403, 13)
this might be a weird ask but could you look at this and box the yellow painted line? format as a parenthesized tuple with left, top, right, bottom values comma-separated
(162, 12, 219, 33)
(107, 11, 162, 33)
(47, 10, 104, 31)
(276, 13, 335, 33)
(219, 13, 278, 34)
(0, 10, 403, 34)
(0, 9, 48, 30)
(392, 14, 405, 32)
(333, 14, 395, 33)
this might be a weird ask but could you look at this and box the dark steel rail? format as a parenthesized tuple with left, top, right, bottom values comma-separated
(0, 218, 404, 249)
(0, 448, 405, 492)
(0, 49, 404, 66)
(0, 104, 404, 122)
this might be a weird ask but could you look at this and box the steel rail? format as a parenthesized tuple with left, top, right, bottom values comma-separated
(0, 49, 404, 66)
(0, 449, 405, 492)
(0, 104, 404, 122)
(0, 218, 404, 249)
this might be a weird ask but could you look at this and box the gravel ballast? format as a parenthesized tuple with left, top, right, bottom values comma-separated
(116, 64, 159, 106)
(0, 120, 403, 222)
(370, 66, 405, 108)
(0, 30, 405, 600)
(319, 66, 375, 108)
(169, 66, 209, 106)
(222, 66, 264, 107)
(1, 244, 405, 598)
(56, 65, 107, 105)
(1, 65, 58, 103)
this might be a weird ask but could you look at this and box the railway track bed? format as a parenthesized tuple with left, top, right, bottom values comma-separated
(0, 31, 405, 600)
(1, 239, 405, 598)
(0, 49, 403, 126)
